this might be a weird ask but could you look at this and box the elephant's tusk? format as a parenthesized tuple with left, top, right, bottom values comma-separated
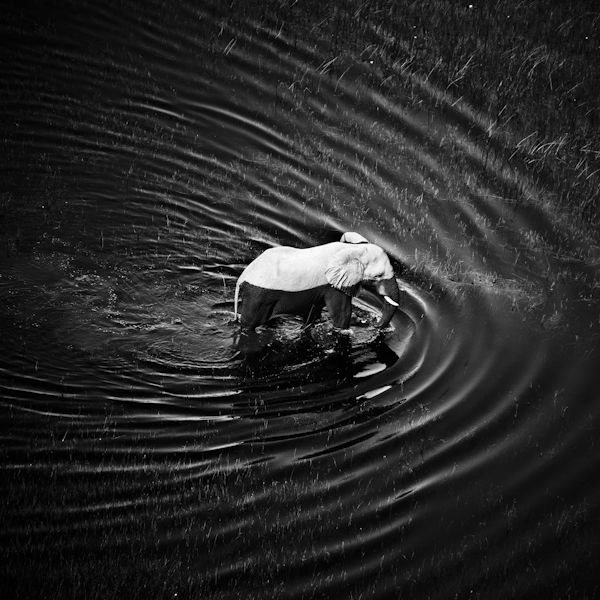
(383, 295, 399, 307)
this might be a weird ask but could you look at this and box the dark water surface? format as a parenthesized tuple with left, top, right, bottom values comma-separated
(1, 2, 599, 599)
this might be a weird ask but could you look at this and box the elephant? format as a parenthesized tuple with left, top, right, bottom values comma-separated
(234, 232, 400, 332)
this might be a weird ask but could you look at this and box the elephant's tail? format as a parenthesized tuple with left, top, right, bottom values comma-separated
(233, 279, 241, 322)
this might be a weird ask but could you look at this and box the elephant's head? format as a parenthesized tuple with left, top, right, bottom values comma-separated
(326, 232, 400, 328)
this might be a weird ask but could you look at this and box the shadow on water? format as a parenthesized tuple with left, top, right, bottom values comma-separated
(1, 1, 600, 599)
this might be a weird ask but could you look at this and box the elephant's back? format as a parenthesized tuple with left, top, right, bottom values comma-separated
(239, 242, 342, 291)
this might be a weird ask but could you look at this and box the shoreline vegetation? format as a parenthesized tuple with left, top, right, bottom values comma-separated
(221, 0, 599, 258)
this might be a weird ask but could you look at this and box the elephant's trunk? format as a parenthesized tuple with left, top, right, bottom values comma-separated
(375, 277, 400, 328)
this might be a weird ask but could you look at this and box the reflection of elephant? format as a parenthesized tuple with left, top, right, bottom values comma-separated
(234, 232, 400, 331)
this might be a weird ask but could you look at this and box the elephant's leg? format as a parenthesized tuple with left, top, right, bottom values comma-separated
(269, 288, 325, 326)
(324, 288, 353, 329)
(239, 283, 274, 330)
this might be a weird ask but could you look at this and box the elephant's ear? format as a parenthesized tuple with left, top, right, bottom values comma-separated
(326, 249, 364, 294)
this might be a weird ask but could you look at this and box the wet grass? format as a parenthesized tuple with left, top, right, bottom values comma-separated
(319, 2, 596, 218)
(217, 0, 599, 266)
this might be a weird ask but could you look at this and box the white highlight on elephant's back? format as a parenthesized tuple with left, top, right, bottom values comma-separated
(238, 242, 342, 291)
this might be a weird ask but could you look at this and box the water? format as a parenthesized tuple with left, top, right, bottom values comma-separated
(1, 2, 599, 598)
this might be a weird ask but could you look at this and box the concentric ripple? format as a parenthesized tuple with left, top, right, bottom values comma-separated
(1, 2, 599, 599)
